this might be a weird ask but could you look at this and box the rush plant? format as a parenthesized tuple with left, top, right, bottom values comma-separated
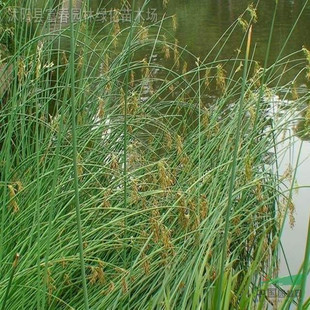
(0, 0, 309, 309)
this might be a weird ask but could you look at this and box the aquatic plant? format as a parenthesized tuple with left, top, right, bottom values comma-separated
(0, 0, 309, 309)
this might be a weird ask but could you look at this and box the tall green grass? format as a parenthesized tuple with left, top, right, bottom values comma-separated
(0, 0, 309, 309)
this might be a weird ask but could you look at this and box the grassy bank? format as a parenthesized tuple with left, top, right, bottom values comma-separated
(0, 0, 309, 309)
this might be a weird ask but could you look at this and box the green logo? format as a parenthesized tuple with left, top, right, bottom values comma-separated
(261, 274, 304, 286)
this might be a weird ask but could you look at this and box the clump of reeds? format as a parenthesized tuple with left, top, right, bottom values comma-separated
(0, 1, 309, 309)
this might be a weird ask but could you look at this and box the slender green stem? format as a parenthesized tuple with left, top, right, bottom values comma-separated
(216, 25, 252, 310)
(298, 217, 310, 310)
(69, 0, 89, 308)
(1, 253, 19, 310)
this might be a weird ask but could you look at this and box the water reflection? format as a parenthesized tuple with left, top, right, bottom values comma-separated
(77, 0, 310, 89)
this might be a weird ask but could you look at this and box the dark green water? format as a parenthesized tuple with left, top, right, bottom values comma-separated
(89, 0, 310, 86)
(165, 0, 310, 62)
(39, 0, 310, 89)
